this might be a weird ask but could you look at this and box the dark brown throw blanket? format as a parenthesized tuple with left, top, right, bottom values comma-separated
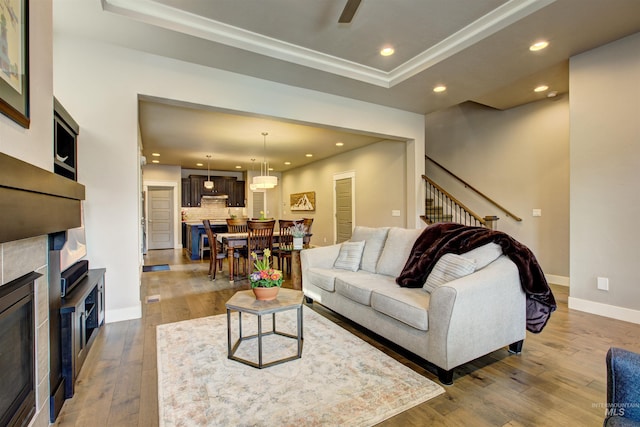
(396, 223, 556, 333)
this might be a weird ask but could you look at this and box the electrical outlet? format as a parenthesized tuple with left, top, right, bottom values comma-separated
(597, 277, 609, 291)
(391, 210, 401, 217)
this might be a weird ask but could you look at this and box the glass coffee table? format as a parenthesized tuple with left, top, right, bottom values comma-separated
(225, 288, 304, 369)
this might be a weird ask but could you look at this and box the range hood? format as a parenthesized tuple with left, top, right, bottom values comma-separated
(201, 194, 228, 200)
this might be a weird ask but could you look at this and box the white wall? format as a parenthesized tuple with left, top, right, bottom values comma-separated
(53, 35, 425, 322)
(568, 32, 640, 323)
(425, 97, 570, 279)
(143, 164, 182, 249)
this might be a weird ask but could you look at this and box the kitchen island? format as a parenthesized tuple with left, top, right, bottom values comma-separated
(184, 220, 228, 260)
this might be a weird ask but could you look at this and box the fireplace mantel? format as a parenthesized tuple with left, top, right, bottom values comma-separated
(0, 153, 85, 243)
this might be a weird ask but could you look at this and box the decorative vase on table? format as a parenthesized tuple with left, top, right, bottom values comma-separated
(249, 248, 283, 301)
(289, 222, 307, 250)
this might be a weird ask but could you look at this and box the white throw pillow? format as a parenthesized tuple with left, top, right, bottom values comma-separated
(460, 242, 503, 270)
(350, 226, 390, 273)
(423, 253, 476, 292)
(376, 227, 423, 277)
(333, 241, 366, 272)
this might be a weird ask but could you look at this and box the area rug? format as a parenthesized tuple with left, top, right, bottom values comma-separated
(157, 306, 444, 426)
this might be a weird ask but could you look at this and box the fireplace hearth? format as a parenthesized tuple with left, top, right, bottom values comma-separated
(0, 271, 41, 427)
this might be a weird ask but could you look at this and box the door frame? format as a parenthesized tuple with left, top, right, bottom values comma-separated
(333, 171, 355, 245)
(143, 180, 180, 250)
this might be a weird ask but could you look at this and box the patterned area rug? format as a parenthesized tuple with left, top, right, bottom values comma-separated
(157, 306, 444, 426)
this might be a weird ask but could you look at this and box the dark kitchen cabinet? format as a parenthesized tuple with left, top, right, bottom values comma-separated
(230, 181, 246, 207)
(181, 178, 191, 207)
(190, 175, 204, 206)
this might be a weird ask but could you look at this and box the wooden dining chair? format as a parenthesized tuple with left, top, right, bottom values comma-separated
(226, 217, 248, 275)
(247, 220, 276, 270)
(302, 218, 314, 247)
(203, 220, 227, 280)
(274, 219, 296, 274)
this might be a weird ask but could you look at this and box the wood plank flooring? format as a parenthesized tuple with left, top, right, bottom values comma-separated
(54, 249, 640, 426)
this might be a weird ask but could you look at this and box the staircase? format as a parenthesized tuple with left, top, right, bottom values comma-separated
(424, 198, 453, 223)
(422, 174, 498, 229)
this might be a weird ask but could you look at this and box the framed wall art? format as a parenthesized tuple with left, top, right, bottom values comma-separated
(290, 191, 315, 211)
(0, 0, 29, 128)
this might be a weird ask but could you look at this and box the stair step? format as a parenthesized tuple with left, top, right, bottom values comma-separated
(426, 214, 453, 223)
(425, 206, 443, 214)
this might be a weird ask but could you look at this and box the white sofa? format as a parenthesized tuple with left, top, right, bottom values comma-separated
(300, 226, 526, 384)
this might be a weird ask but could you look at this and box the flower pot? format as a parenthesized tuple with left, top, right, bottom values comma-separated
(252, 286, 279, 301)
(293, 237, 304, 250)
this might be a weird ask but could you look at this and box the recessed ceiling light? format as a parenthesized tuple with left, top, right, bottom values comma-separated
(235, 165, 242, 169)
(196, 163, 203, 167)
(284, 161, 291, 165)
(433, 85, 447, 93)
(305, 154, 313, 158)
(268, 167, 274, 171)
(151, 152, 160, 157)
(335, 142, 344, 147)
(529, 41, 549, 51)
(380, 47, 395, 56)
(534, 85, 549, 92)
(151, 160, 159, 164)
(547, 91, 558, 98)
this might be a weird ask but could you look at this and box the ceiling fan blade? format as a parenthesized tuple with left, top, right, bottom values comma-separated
(338, 0, 361, 23)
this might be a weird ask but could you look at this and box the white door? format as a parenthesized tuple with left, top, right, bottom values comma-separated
(334, 172, 355, 243)
(148, 187, 174, 250)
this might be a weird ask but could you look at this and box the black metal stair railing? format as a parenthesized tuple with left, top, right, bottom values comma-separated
(422, 175, 498, 229)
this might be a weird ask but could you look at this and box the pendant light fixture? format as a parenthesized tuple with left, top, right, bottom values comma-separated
(204, 154, 214, 190)
(252, 132, 277, 189)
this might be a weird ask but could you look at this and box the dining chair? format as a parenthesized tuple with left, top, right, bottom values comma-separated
(203, 220, 228, 280)
(226, 217, 248, 275)
(274, 219, 296, 274)
(302, 218, 314, 247)
(247, 220, 276, 270)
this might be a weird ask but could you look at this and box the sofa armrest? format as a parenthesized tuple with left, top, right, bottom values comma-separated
(427, 256, 526, 370)
(300, 244, 342, 270)
(606, 347, 640, 423)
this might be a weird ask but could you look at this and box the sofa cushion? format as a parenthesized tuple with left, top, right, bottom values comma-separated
(460, 242, 503, 270)
(376, 227, 423, 277)
(306, 267, 342, 292)
(351, 226, 390, 273)
(371, 287, 431, 331)
(333, 241, 366, 272)
(423, 253, 476, 292)
(335, 272, 397, 306)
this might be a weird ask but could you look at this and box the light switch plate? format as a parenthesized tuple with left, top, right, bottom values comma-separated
(597, 277, 609, 291)
(391, 210, 401, 217)
(532, 209, 542, 217)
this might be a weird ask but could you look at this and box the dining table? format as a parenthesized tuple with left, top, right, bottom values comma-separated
(216, 231, 311, 285)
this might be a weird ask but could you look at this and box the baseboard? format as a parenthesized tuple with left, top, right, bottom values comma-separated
(568, 297, 640, 325)
(545, 274, 569, 286)
(106, 304, 142, 323)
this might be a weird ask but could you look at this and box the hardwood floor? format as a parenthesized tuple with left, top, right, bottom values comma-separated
(54, 249, 640, 426)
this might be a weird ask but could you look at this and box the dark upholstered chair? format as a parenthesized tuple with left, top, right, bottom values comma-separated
(605, 347, 640, 426)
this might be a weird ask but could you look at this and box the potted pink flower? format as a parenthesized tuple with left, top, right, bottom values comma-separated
(249, 248, 283, 300)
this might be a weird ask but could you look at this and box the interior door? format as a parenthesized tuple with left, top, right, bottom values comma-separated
(334, 174, 354, 243)
(148, 187, 174, 250)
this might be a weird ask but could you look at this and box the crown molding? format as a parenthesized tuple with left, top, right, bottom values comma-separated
(103, 0, 556, 88)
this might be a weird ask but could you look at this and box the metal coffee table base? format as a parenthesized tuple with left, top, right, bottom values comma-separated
(226, 307, 303, 369)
